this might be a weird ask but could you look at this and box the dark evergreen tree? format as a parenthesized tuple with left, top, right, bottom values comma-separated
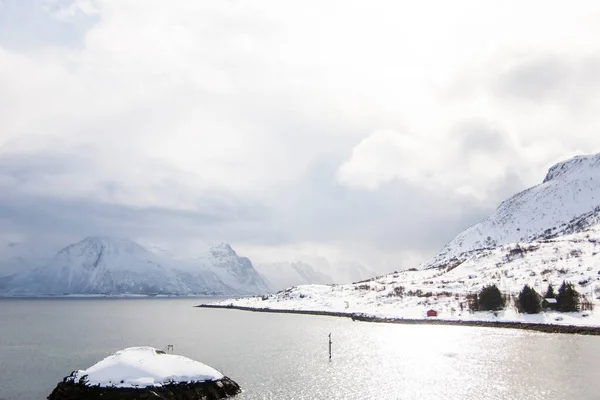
(517, 285, 541, 314)
(478, 284, 505, 311)
(544, 283, 556, 299)
(556, 281, 580, 312)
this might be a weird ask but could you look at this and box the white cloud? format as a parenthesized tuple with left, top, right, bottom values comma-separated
(2, 1, 600, 272)
(337, 130, 426, 190)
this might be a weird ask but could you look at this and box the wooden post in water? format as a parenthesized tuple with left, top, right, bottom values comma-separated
(328, 333, 332, 361)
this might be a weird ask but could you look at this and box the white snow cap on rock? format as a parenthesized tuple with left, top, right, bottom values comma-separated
(74, 347, 223, 388)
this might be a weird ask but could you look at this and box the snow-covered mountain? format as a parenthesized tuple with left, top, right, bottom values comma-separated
(0, 237, 269, 296)
(198, 243, 271, 295)
(293, 256, 374, 283)
(255, 261, 334, 292)
(255, 257, 376, 292)
(214, 153, 600, 326)
(426, 153, 600, 268)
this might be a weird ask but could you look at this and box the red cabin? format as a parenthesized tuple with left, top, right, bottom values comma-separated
(426, 309, 438, 317)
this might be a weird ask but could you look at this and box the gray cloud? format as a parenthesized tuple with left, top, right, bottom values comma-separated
(272, 160, 492, 255)
(0, 146, 279, 256)
(0, 0, 98, 50)
(494, 56, 572, 102)
(0, 144, 494, 274)
(492, 54, 600, 112)
(451, 121, 511, 154)
(2, 1, 600, 275)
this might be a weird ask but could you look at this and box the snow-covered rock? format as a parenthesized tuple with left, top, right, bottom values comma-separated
(75, 347, 223, 388)
(48, 347, 241, 399)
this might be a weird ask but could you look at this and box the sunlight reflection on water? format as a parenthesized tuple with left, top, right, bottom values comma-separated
(0, 298, 599, 400)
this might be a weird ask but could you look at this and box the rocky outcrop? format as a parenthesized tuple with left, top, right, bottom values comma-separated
(48, 374, 241, 400)
(47, 347, 241, 400)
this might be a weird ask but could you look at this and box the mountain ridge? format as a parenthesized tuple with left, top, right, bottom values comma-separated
(424, 153, 600, 269)
(0, 237, 266, 296)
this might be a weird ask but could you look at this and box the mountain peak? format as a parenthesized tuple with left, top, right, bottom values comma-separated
(425, 151, 600, 268)
(209, 243, 236, 257)
(543, 153, 600, 183)
(61, 236, 147, 256)
(80, 236, 134, 245)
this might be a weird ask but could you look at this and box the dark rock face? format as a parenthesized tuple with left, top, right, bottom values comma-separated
(47, 374, 241, 400)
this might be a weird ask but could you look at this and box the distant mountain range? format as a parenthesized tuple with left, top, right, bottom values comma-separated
(256, 259, 374, 291)
(0, 236, 373, 296)
(255, 261, 335, 292)
(0, 237, 268, 296)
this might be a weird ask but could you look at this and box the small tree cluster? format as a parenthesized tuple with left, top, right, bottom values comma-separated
(387, 286, 405, 297)
(477, 284, 505, 311)
(517, 285, 541, 314)
(556, 281, 580, 312)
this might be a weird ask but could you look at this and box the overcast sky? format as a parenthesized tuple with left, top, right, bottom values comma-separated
(1, 0, 600, 273)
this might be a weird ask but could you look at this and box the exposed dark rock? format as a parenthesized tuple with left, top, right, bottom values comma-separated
(48, 373, 241, 400)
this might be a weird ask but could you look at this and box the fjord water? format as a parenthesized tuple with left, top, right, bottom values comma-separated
(1, 298, 599, 400)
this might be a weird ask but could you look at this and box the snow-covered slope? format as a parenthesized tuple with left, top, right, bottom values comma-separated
(255, 261, 334, 292)
(213, 153, 600, 327)
(199, 243, 271, 295)
(0, 237, 268, 296)
(426, 153, 600, 268)
(215, 223, 600, 326)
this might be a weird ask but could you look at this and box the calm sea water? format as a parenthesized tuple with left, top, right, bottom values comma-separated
(1, 298, 599, 400)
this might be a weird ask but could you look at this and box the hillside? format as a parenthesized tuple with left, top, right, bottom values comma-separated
(426, 153, 600, 268)
(212, 153, 600, 327)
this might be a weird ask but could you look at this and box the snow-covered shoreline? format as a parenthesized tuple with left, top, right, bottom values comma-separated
(198, 216, 600, 333)
(198, 303, 600, 335)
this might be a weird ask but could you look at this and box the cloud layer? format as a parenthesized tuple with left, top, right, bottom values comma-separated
(1, 0, 600, 273)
